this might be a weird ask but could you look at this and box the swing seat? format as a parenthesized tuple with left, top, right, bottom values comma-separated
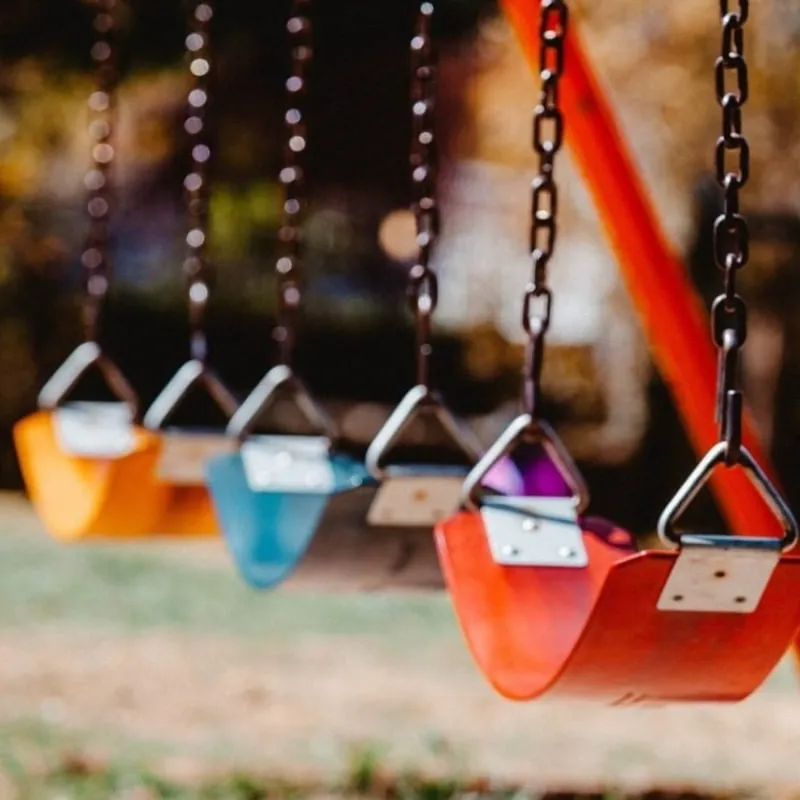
(367, 463, 470, 527)
(436, 507, 800, 704)
(209, 365, 456, 591)
(326, 382, 487, 590)
(13, 404, 168, 541)
(142, 358, 240, 537)
(436, 413, 800, 705)
(208, 434, 390, 589)
(148, 428, 235, 536)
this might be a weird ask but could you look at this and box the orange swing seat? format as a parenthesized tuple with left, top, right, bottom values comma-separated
(14, 411, 166, 541)
(435, 416, 800, 705)
(14, 343, 170, 541)
(140, 358, 238, 537)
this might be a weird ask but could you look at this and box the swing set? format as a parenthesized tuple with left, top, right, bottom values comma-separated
(12, 0, 800, 705)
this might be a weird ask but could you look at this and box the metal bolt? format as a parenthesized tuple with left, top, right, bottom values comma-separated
(522, 518, 538, 532)
(502, 544, 520, 558)
(558, 546, 577, 559)
(275, 450, 293, 468)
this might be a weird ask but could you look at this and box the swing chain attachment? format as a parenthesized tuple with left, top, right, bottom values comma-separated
(408, 1, 440, 391)
(183, 1, 215, 365)
(522, 0, 568, 422)
(457, 0, 587, 514)
(712, 0, 751, 467)
(142, 0, 241, 431)
(81, 0, 119, 348)
(658, 0, 799, 552)
(274, 0, 313, 369)
(37, 0, 140, 418)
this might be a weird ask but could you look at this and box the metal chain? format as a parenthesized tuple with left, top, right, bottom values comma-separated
(274, 0, 312, 368)
(183, 0, 215, 363)
(711, 0, 750, 465)
(408, 1, 440, 389)
(522, 0, 568, 419)
(81, 0, 119, 345)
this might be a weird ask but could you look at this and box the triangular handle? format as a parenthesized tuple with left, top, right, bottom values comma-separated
(460, 412, 590, 514)
(143, 359, 239, 431)
(225, 364, 338, 443)
(657, 442, 799, 552)
(365, 384, 483, 480)
(38, 341, 139, 421)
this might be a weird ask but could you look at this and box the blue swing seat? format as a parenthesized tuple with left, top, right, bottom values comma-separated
(207, 435, 374, 589)
(207, 437, 469, 591)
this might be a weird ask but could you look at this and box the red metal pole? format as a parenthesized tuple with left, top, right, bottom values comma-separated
(499, 0, 782, 537)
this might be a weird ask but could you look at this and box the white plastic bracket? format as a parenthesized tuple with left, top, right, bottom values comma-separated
(240, 435, 337, 493)
(367, 473, 465, 527)
(481, 496, 588, 568)
(54, 401, 136, 459)
(657, 535, 781, 614)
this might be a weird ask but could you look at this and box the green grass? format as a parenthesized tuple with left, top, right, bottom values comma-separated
(0, 527, 456, 646)
(0, 517, 470, 794)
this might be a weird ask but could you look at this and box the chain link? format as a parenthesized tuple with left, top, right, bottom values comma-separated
(274, 0, 312, 367)
(182, 1, 215, 363)
(408, 1, 440, 389)
(522, 0, 568, 419)
(81, 0, 119, 345)
(711, 0, 750, 464)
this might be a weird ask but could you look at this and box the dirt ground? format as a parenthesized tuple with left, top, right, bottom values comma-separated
(4, 629, 800, 792)
(3, 494, 800, 794)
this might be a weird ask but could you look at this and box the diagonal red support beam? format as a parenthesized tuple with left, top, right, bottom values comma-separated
(499, 0, 783, 538)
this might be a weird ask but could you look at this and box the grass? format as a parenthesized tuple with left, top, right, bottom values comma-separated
(0, 506, 478, 796)
(0, 524, 456, 647)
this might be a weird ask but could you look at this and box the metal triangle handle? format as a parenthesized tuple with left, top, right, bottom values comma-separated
(225, 364, 338, 443)
(460, 413, 590, 514)
(38, 341, 140, 422)
(657, 441, 799, 552)
(143, 359, 238, 431)
(365, 384, 483, 481)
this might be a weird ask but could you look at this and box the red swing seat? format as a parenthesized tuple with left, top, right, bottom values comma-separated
(437, 512, 800, 704)
(434, 417, 800, 705)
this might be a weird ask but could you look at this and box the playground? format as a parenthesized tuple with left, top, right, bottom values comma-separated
(3, 0, 800, 796)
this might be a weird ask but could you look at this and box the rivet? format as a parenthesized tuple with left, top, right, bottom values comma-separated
(502, 544, 519, 558)
(275, 451, 292, 468)
(734, 595, 747, 604)
(672, 594, 684, 602)
(522, 518, 538, 532)
(558, 546, 577, 559)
